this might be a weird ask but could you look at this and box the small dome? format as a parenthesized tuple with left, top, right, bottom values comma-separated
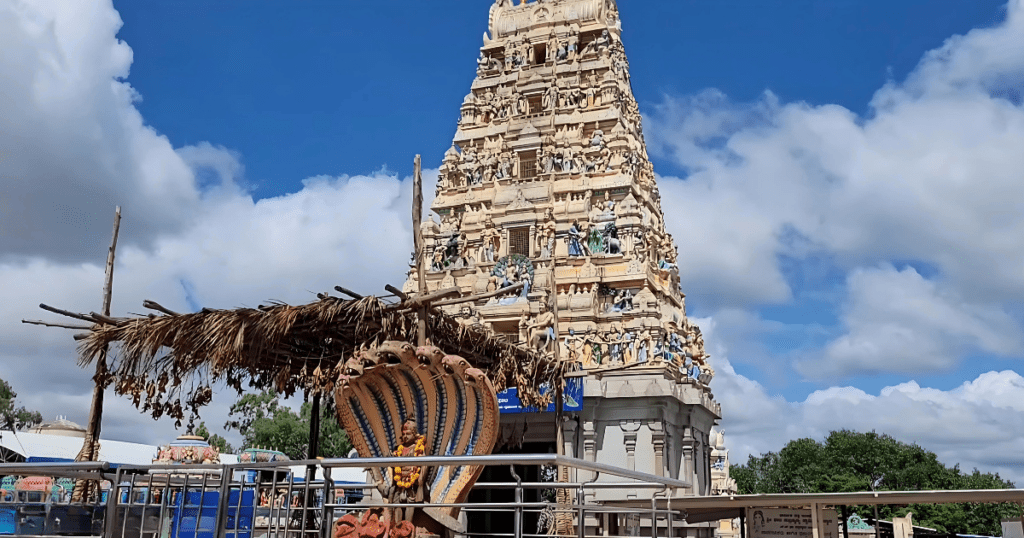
(31, 416, 86, 438)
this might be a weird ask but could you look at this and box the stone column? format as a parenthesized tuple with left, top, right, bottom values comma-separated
(649, 420, 665, 477)
(501, 229, 510, 257)
(619, 420, 641, 471)
(530, 224, 537, 258)
(583, 420, 598, 487)
(620, 420, 642, 500)
(681, 426, 696, 495)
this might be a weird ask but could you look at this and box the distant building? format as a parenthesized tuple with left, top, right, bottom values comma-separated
(1, 416, 158, 467)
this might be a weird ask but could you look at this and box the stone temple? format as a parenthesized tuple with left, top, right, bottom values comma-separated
(403, 0, 731, 533)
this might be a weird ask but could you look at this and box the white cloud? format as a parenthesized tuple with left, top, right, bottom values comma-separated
(795, 265, 1023, 378)
(0, 0, 434, 449)
(0, 0, 202, 263)
(653, 0, 1024, 309)
(713, 355, 1024, 485)
(652, 0, 1024, 379)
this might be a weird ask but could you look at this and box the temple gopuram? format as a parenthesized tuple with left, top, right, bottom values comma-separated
(403, 0, 725, 527)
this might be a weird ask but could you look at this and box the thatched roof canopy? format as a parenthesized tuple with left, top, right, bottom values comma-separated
(77, 295, 555, 427)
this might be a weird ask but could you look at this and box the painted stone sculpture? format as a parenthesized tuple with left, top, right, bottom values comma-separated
(334, 341, 500, 537)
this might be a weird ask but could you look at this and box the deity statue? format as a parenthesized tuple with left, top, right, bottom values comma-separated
(480, 216, 501, 263)
(546, 34, 559, 63)
(528, 302, 556, 353)
(457, 232, 472, 267)
(636, 330, 654, 363)
(543, 83, 559, 112)
(606, 322, 625, 365)
(389, 417, 427, 523)
(538, 208, 556, 258)
(566, 219, 588, 257)
(518, 311, 530, 344)
(563, 328, 582, 366)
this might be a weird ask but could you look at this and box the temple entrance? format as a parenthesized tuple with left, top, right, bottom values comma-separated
(466, 442, 555, 536)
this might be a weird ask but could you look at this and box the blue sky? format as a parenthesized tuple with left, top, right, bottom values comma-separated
(113, 0, 1006, 193)
(1, 0, 1023, 483)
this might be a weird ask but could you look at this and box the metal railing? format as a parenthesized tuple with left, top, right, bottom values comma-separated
(0, 455, 689, 538)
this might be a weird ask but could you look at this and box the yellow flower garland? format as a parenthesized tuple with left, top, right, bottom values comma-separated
(392, 437, 426, 489)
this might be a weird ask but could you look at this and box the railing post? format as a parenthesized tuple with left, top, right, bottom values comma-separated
(321, 465, 334, 538)
(510, 465, 523, 538)
(213, 465, 233, 538)
(102, 467, 122, 538)
(577, 484, 585, 538)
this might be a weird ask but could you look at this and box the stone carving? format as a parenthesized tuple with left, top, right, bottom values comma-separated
(479, 216, 501, 263)
(490, 254, 534, 304)
(537, 208, 556, 258)
(413, 0, 717, 384)
(528, 301, 556, 353)
(566, 219, 590, 257)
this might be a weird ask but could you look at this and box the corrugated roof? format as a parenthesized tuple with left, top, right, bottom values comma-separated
(0, 431, 157, 466)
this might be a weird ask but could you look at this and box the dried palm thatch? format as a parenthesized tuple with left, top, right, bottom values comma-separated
(77, 295, 556, 427)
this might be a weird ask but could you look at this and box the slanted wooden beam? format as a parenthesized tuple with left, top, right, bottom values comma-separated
(21, 319, 93, 331)
(384, 284, 408, 301)
(334, 286, 363, 299)
(431, 282, 525, 308)
(389, 287, 462, 311)
(142, 300, 181, 316)
(39, 304, 95, 323)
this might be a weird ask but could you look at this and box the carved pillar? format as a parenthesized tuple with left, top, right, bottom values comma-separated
(501, 229, 509, 257)
(649, 421, 665, 477)
(583, 420, 598, 486)
(530, 224, 537, 258)
(681, 425, 696, 495)
(619, 420, 641, 471)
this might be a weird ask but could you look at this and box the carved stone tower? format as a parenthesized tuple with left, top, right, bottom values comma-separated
(405, 0, 723, 524)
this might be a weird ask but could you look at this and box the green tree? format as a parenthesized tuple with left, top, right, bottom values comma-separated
(732, 430, 1018, 536)
(195, 421, 234, 454)
(224, 391, 351, 460)
(0, 378, 43, 431)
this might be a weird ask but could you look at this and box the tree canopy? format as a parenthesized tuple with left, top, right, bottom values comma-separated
(731, 430, 1019, 536)
(195, 421, 234, 454)
(224, 391, 351, 461)
(0, 378, 42, 432)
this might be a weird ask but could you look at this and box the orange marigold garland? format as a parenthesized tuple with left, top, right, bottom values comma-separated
(392, 437, 426, 489)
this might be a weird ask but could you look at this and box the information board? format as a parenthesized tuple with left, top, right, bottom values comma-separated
(747, 508, 838, 538)
(498, 377, 583, 414)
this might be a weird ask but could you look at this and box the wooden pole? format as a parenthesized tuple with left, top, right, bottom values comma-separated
(72, 206, 120, 502)
(413, 155, 428, 347)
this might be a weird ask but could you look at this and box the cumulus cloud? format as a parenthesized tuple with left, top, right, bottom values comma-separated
(0, 167, 423, 445)
(654, 0, 1024, 305)
(0, 0, 437, 447)
(653, 0, 1024, 378)
(0, 0, 204, 264)
(794, 265, 1023, 378)
(704, 336, 1024, 485)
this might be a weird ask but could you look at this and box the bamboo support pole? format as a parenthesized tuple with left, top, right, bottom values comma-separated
(72, 206, 121, 503)
(413, 154, 428, 347)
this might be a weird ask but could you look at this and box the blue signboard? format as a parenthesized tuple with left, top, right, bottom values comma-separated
(498, 377, 583, 414)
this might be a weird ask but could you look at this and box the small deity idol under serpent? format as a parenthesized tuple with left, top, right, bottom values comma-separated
(389, 416, 427, 523)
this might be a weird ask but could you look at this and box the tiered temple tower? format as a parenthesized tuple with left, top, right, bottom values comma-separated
(404, 0, 723, 523)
